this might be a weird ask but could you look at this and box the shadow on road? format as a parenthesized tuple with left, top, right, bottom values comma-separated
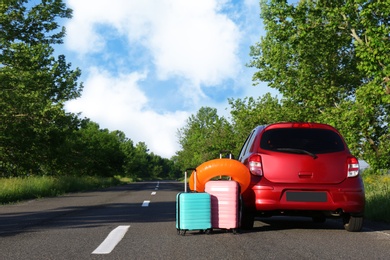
(0, 200, 177, 237)
(0, 182, 180, 237)
(2, 181, 389, 237)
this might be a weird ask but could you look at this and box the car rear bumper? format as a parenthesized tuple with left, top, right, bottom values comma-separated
(243, 184, 365, 214)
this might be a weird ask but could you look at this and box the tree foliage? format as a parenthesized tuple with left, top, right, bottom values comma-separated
(176, 107, 235, 169)
(250, 0, 361, 111)
(175, 1, 389, 172)
(1, 0, 83, 175)
(65, 121, 125, 176)
(121, 140, 180, 180)
(1, 1, 180, 180)
(228, 94, 280, 154)
(248, 0, 390, 170)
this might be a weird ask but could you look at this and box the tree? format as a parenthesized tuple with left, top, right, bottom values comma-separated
(249, 0, 390, 170)
(121, 141, 152, 180)
(176, 107, 235, 169)
(61, 121, 125, 176)
(250, 0, 362, 113)
(330, 0, 390, 170)
(1, 0, 83, 175)
(120, 137, 136, 177)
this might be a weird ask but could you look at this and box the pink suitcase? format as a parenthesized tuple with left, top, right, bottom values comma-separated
(205, 180, 240, 233)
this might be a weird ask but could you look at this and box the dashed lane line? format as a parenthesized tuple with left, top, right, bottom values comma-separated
(92, 181, 160, 255)
(92, 225, 130, 254)
(142, 200, 150, 207)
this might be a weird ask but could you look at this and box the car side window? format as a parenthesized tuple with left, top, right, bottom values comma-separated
(238, 130, 254, 160)
(238, 129, 256, 160)
(245, 130, 258, 154)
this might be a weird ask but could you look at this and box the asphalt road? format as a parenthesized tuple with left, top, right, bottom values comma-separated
(1, 181, 390, 260)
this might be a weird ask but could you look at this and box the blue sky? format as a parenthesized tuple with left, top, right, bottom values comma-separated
(63, 0, 277, 158)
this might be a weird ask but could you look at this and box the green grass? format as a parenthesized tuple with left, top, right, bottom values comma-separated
(363, 174, 390, 223)
(0, 175, 127, 204)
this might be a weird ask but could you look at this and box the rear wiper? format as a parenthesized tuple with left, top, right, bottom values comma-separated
(275, 148, 318, 159)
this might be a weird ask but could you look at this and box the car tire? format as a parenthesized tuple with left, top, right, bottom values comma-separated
(343, 214, 363, 232)
(240, 203, 254, 230)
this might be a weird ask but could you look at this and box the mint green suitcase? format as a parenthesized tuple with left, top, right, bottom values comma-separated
(176, 168, 211, 236)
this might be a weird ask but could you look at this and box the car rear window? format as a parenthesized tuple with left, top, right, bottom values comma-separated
(260, 128, 345, 154)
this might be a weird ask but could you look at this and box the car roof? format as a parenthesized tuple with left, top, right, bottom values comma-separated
(255, 122, 339, 132)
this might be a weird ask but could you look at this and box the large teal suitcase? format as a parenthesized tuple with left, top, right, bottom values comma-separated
(176, 168, 211, 236)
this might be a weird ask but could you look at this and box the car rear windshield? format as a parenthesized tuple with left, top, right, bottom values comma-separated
(260, 128, 345, 154)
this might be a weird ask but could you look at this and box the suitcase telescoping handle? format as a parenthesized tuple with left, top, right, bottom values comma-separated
(219, 150, 233, 180)
(185, 168, 197, 193)
(220, 150, 232, 159)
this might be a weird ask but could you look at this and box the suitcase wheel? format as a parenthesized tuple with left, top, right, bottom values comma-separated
(177, 229, 186, 236)
(199, 229, 211, 235)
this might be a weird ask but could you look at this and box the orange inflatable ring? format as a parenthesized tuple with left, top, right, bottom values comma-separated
(188, 159, 251, 194)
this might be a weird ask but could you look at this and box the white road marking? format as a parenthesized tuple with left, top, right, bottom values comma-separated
(151, 192, 156, 195)
(142, 200, 150, 207)
(92, 225, 130, 254)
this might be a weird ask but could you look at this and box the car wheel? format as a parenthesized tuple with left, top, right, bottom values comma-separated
(240, 197, 254, 230)
(240, 210, 254, 229)
(343, 214, 363, 232)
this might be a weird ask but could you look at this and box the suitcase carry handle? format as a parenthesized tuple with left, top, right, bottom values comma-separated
(185, 168, 197, 192)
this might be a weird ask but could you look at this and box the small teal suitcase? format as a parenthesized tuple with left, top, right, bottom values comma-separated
(176, 168, 211, 236)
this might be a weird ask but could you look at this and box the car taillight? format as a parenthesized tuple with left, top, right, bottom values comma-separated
(249, 154, 263, 176)
(347, 157, 360, 177)
(292, 122, 312, 128)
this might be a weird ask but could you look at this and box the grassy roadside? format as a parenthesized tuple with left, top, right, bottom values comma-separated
(1, 174, 389, 223)
(362, 174, 390, 223)
(0, 175, 130, 204)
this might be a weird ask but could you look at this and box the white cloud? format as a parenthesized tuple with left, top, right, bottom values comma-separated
(65, 68, 189, 158)
(65, 0, 241, 88)
(147, 2, 240, 85)
(63, 0, 268, 158)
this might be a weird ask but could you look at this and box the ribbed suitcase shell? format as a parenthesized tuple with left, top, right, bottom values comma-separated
(176, 192, 211, 231)
(205, 180, 239, 230)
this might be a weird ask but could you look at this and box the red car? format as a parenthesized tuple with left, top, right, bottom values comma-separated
(238, 122, 365, 232)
